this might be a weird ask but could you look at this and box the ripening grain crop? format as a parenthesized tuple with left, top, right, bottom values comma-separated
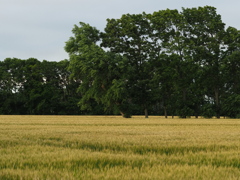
(0, 115, 240, 179)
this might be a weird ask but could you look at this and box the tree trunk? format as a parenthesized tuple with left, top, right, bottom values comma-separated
(120, 111, 131, 118)
(195, 106, 199, 118)
(214, 88, 220, 119)
(181, 89, 187, 118)
(164, 106, 168, 118)
(120, 111, 124, 117)
(144, 108, 148, 118)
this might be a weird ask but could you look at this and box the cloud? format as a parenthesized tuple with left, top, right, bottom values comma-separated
(1, 0, 240, 61)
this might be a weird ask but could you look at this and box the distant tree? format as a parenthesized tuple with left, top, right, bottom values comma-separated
(0, 58, 82, 115)
(0, 58, 26, 114)
(38, 60, 82, 115)
(20, 58, 43, 114)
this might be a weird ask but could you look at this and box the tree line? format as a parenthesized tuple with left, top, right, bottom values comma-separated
(0, 58, 80, 115)
(1, 6, 240, 118)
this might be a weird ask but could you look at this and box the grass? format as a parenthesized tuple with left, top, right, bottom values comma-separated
(0, 115, 240, 179)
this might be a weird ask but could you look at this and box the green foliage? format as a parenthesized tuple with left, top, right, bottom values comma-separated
(0, 58, 83, 115)
(222, 94, 240, 118)
(65, 22, 135, 117)
(201, 104, 215, 118)
(1, 6, 240, 117)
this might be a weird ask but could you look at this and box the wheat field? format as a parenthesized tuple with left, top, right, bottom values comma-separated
(0, 115, 240, 180)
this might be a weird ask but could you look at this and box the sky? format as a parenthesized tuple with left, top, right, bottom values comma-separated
(1, 0, 240, 62)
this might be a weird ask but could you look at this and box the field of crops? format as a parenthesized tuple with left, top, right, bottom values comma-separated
(0, 115, 240, 179)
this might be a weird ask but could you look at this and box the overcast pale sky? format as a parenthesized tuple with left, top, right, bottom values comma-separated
(1, 0, 240, 61)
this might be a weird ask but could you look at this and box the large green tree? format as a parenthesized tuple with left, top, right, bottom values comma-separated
(151, 9, 199, 118)
(181, 6, 226, 118)
(65, 22, 130, 116)
(221, 27, 240, 118)
(102, 12, 181, 118)
(148, 9, 182, 118)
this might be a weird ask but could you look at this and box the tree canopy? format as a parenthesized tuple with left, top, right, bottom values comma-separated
(65, 6, 240, 118)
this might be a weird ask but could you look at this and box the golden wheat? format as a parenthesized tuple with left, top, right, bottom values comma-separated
(0, 115, 240, 179)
